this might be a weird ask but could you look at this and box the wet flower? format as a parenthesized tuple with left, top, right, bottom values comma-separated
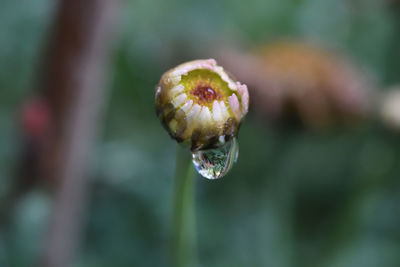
(155, 59, 249, 151)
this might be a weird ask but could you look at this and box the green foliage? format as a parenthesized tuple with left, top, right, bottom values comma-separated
(0, 0, 399, 266)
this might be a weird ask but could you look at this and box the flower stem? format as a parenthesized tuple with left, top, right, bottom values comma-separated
(171, 145, 197, 267)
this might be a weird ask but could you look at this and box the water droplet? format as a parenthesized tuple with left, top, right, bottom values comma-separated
(191, 137, 239, 179)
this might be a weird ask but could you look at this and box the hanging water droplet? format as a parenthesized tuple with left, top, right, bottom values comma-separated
(191, 137, 239, 179)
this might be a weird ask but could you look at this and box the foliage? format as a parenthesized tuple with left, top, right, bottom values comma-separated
(0, 0, 399, 266)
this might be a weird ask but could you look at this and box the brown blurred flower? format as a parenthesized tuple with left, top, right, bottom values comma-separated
(218, 41, 373, 130)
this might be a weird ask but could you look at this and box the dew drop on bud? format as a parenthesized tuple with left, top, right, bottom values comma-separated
(191, 137, 239, 179)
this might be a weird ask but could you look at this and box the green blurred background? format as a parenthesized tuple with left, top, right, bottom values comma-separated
(1, 0, 400, 266)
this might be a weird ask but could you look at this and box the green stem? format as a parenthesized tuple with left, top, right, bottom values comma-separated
(170, 145, 197, 267)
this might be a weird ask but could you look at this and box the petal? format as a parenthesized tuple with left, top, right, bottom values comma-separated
(172, 93, 187, 107)
(212, 100, 223, 122)
(198, 106, 212, 124)
(169, 84, 184, 98)
(228, 93, 241, 121)
(219, 101, 230, 121)
(170, 59, 217, 83)
(186, 103, 201, 123)
(237, 82, 249, 115)
(180, 100, 193, 113)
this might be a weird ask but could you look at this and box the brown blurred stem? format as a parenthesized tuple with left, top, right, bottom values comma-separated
(35, 0, 115, 266)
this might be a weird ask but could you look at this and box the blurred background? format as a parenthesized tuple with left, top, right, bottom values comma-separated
(1, 0, 400, 266)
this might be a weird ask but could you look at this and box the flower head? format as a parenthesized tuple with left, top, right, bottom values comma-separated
(218, 42, 372, 130)
(257, 42, 372, 129)
(155, 59, 249, 151)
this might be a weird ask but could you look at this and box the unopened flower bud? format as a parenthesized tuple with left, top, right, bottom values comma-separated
(155, 59, 249, 151)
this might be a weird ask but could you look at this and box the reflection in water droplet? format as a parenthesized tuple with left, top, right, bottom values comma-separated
(191, 137, 239, 179)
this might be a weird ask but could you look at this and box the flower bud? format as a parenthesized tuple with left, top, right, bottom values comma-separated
(155, 59, 249, 151)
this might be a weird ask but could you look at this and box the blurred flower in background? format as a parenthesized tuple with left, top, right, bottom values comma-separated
(219, 41, 374, 130)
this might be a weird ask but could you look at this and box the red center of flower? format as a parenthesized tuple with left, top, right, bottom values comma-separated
(191, 84, 221, 104)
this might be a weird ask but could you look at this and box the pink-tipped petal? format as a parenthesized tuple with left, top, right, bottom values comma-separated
(228, 93, 241, 121)
(170, 59, 217, 81)
(237, 82, 249, 115)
